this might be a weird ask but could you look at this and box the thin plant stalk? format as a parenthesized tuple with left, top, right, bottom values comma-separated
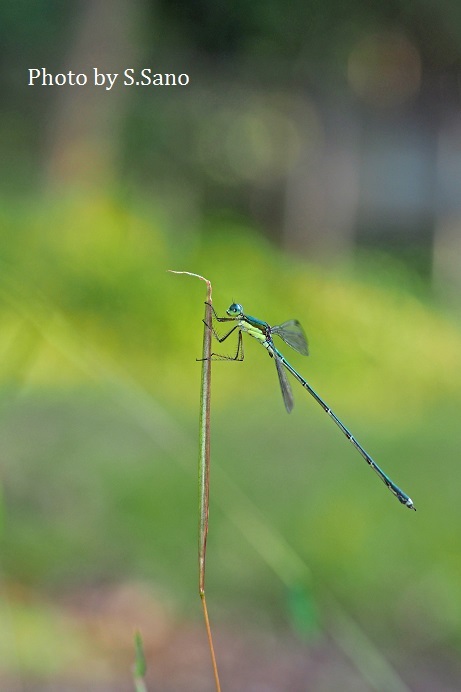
(169, 271, 221, 692)
(133, 630, 147, 692)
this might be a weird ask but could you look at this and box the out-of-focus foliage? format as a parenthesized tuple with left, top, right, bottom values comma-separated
(1, 0, 461, 686)
(154, 0, 461, 68)
(0, 195, 460, 671)
(0, 193, 459, 418)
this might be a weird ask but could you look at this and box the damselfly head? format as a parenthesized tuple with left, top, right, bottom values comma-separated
(227, 303, 243, 317)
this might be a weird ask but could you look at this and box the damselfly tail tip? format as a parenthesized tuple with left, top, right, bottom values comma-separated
(406, 498, 416, 511)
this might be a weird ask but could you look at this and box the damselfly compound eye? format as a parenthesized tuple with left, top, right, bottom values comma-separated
(227, 303, 243, 317)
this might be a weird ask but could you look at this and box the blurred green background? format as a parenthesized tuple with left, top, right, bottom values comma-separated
(1, 2, 461, 690)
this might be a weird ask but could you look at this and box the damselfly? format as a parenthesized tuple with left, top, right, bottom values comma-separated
(204, 302, 415, 510)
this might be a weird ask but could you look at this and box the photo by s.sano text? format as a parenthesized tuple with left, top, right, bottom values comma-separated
(28, 67, 190, 90)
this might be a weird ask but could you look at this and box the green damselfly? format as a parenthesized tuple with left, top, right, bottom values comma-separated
(204, 302, 415, 510)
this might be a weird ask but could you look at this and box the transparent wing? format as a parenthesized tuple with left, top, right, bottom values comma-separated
(271, 320, 309, 356)
(274, 352, 294, 413)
